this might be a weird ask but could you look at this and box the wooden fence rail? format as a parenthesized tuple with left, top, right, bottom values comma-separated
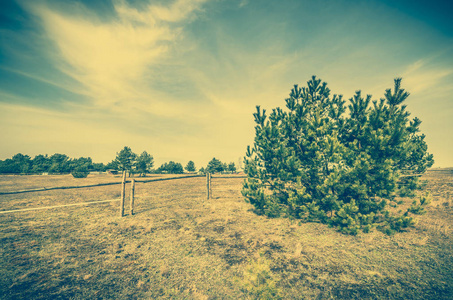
(0, 171, 442, 217)
(0, 174, 205, 195)
(0, 199, 121, 215)
(0, 174, 247, 216)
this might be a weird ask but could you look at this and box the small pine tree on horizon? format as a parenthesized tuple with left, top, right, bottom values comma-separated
(135, 151, 154, 177)
(157, 161, 184, 174)
(114, 146, 137, 176)
(185, 160, 196, 172)
(228, 162, 237, 173)
(206, 157, 225, 174)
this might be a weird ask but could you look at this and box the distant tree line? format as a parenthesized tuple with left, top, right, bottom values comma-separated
(199, 157, 237, 174)
(110, 148, 238, 176)
(0, 153, 106, 175)
(0, 147, 240, 177)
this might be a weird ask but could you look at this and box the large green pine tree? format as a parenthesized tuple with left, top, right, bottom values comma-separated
(243, 76, 434, 234)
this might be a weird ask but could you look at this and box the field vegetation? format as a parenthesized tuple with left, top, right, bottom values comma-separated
(0, 171, 452, 299)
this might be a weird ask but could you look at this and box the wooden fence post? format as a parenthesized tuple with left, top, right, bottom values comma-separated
(206, 173, 210, 200)
(130, 179, 135, 215)
(120, 171, 126, 217)
(209, 173, 212, 198)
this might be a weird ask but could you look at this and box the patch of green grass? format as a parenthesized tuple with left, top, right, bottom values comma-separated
(0, 174, 452, 299)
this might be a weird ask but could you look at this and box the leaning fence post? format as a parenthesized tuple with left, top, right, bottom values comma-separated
(130, 179, 135, 215)
(120, 171, 126, 217)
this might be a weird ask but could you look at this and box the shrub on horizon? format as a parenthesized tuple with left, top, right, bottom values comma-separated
(71, 166, 89, 178)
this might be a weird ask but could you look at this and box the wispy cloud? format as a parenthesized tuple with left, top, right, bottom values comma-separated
(402, 56, 453, 96)
(120, 0, 208, 23)
(24, 0, 208, 116)
(2, 0, 452, 167)
(0, 65, 86, 97)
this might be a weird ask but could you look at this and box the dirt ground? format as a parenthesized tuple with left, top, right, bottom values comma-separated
(0, 172, 452, 299)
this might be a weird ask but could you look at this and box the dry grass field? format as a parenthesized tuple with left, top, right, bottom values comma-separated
(0, 172, 452, 299)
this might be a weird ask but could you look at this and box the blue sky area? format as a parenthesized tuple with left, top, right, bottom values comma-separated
(0, 0, 452, 168)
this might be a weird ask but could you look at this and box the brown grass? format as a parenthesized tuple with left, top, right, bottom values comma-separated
(0, 173, 452, 299)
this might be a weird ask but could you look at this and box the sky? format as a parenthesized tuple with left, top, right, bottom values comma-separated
(0, 0, 452, 168)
